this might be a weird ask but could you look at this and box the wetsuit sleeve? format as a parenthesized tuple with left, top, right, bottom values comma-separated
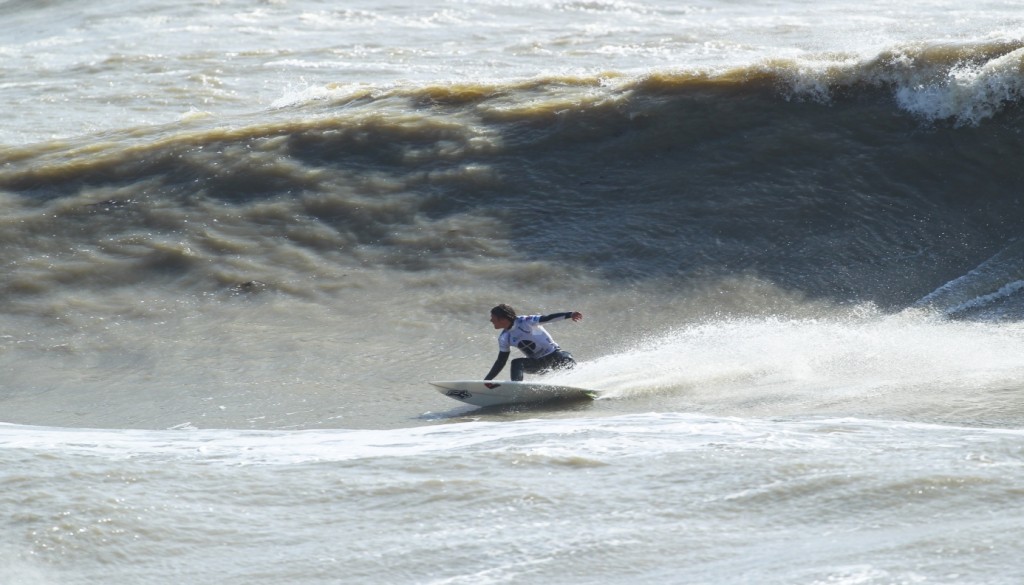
(538, 312, 574, 323)
(484, 351, 510, 380)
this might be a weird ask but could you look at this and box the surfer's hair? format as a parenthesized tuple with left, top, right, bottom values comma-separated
(490, 304, 516, 321)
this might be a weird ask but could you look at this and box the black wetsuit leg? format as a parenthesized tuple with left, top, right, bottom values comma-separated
(510, 350, 576, 381)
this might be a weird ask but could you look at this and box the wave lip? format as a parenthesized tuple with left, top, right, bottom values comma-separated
(890, 44, 1024, 125)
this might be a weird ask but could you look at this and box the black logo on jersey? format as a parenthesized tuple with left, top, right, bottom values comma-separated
(517, 340, 538, 357)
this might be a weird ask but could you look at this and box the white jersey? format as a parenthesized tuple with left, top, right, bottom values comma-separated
(498, 315, 562, 359)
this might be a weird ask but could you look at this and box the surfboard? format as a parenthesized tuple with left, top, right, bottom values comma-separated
(429, 380, 597, 407)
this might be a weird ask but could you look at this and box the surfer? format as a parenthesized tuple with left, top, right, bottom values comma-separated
(484, 304, 583, 382)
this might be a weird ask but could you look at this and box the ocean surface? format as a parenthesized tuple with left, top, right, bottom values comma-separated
(3, 0, 1024, 583)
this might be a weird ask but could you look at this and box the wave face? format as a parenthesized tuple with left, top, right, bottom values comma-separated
(4, 42, 1024, 313)
(4, 40, 1024, 436)
(5, 44, 1024, 437)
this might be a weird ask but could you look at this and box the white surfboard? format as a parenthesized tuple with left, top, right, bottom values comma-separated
(429, 380, 597, 407)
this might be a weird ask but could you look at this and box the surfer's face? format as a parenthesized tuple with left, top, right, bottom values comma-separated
(490, 313, 512, 330)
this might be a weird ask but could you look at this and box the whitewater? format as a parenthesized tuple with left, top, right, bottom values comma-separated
(3, 0, 1024, 583)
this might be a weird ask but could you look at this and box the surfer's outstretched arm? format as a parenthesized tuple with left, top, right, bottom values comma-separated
(484, 350, 510, 380)
(539, 311, 583, 323)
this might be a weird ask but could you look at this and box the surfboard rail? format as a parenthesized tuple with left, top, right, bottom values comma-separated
(429, 380, 597, 407)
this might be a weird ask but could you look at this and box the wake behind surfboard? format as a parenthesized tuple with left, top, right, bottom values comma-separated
(430, 380, 597, 407)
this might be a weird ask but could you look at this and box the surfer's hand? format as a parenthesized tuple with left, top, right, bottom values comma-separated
(571, 311, 583, 322)
(485, 382, 498, 389)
